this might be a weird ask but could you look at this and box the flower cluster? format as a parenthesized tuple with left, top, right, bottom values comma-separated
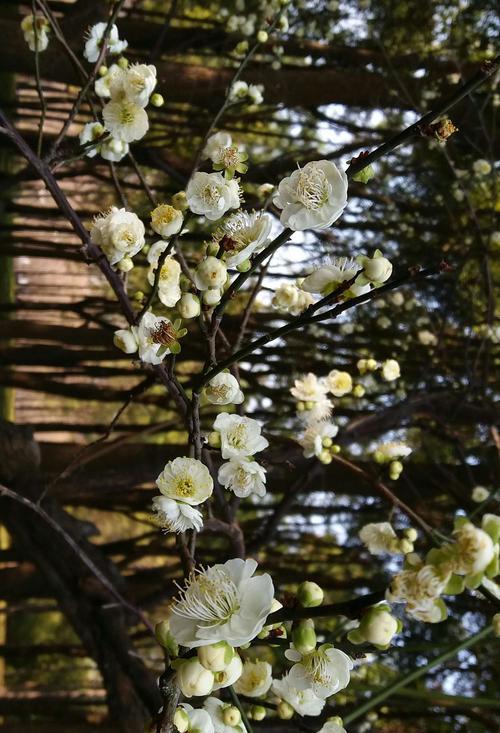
(211, 413, 268, 499)
(80, 27, 159, 160)
(387, 515, 499, 623)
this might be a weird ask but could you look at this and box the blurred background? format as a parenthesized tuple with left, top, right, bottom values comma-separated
(0, 1, 498, 732)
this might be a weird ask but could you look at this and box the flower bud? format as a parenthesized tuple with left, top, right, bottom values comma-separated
(155, 620, 179, 657)
(250, 705, 266, 721)
(133, 290, 145, 302)
(202, 288, 223, 306)
(292, 619, 317, 654)
(173, 707, 189, 733)
(493, 613, 500, 637)
(277, 701, 294, 720)
(236, 259, 251, 272)
(398, 539, 414, 554)
(208, 431, 221, 448)
(206, 241, 220, 257)
(150, 93, 164, 107)
(322, 437, 333, 448)
(353, 384, 365, 397)
(176, 658, 214, 698)
(198, 641, 235, 672)
(113, 328, 137, 355)
(349, 606, 399, 648)
(482, 514, 500, 543)
(117, 56, 129, 69)
(235, 41, 249, 55)
(319, 450, 332, 465)
(178, 293, 201, 319)
(366, 358, 377, 371)
(352, 163, 375, 184)
(404, 528, 418, 542)
(297, 581, 324, 608)
(98, 64, 108, 76)
(257, 30, 268, 43)
(172, 191, 188, 211)
(223, 706, 241, 726)
(117, 256, 134, 272)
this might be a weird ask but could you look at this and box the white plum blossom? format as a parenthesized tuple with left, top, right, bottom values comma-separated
(290, 373, 328, 404)
(300, 422, 338, 459)
(272, 282, 313, 315)
(381, 358, 401, 381)
(215, 211, 272, 267)
(234, 660, 273, 697)
(102, 96, 149, 143)
(94, 63, 122, 97)
(271, 673, 325, 716)
(204, 132, 233, 161)
(90, 207, 145, 266)
(387, 564, 450, 610)
(452, 522, 495, 576)
(213, 413, 269, 460)
(301, 257, 369, 298)
(285, 644, 353, 699)
(169, 558, 274, 648)
(195, 256, 227, 293)
(150, 204, 183, 238)
(327, 370, 353, 397)
(359, 522, 399, 555)
(187, 172, 240, 220)
(204, 373, 244, 405)
(152, 496, 203, 533)
(177, 704, 215, 733)
(110, 63, 157, 107)
(274, 160, 348, 231)
(156, 457, 213, 506)
(147, 242, 182, 308)
(21, 15, 50, 52)
(212, 653, 243, 690)
(218, 458, 267, 498)
(84, 23, 128, 63)
(204, 697, 246, 733)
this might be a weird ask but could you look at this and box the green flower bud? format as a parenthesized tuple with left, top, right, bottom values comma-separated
(250, 705, 266, 721)
(117, 56, 129, 69)
(117, 256, 134, 272)
(208, 431, 221, 448)
(352, 163, 375, 184)
(236, 259, 251, 272)
(155, 620, 179, 657)
(292, 619, 317, 654)
(150, 93, 164, 107)
(206, 241, 220, 257)
(297, 581, 324, 608)
(353, 384, 365, 397)
(198, 641, 235, 672)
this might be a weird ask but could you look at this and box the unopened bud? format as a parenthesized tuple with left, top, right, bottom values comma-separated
(98, 64, 108, 76)
(117, 256, 134, 272)
(208, 431, 221, 448)
(353, 384, 365, 398)
(117, 56, 129, 69)
(404, 528, 418, 542)
(223, 706, 241, 726)
(292, 619, 316, 654)
(297, 581, 324, 608)
(277, 701, 294, 719)
(150, 93, 164, 107)
(250, 705, 266, 721)
(257, 30, 268, 43)
(198, 641, 234, 672)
